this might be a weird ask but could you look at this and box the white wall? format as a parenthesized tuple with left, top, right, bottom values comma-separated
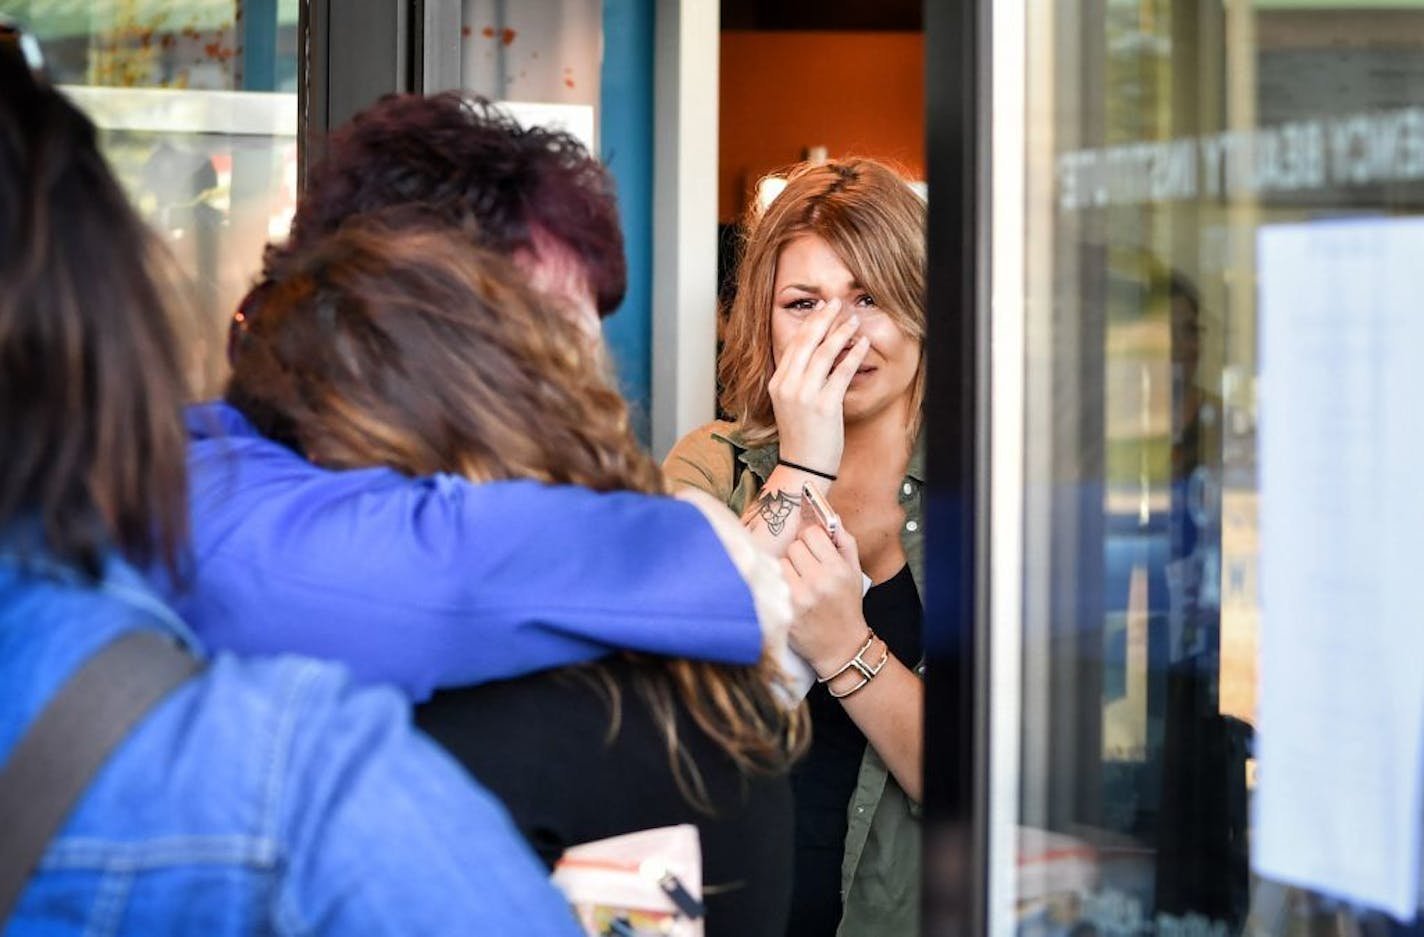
(650, 0, 720, 459)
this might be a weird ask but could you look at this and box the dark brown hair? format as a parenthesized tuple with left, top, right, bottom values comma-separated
(228, 221, 806, 804)
(0, 40, 188, 576)
(283, 92, 626, 316)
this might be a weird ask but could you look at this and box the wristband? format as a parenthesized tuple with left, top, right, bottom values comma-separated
(777, 458, 837, 482)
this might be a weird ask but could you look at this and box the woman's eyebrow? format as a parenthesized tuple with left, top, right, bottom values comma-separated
(780, 274, 865, 290)
(776, 278, 865, 295)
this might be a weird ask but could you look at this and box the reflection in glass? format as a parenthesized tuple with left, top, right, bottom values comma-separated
(1, 0, 299, 394)
(461, 0, 601, 111)
(1016, 3, 1424, 936)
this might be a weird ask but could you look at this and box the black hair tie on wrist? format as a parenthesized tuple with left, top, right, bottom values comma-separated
(777, 458, 838, 482)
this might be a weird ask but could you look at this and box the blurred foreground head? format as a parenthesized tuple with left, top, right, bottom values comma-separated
(228, 219, 805, 790)
(277, 93, 625, 338)
(230, 219, 656, 493)
(0, 23, 188, 576)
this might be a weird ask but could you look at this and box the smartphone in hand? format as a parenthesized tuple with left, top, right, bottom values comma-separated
(801, 481, 841, 544)
(800, 483, 874, 597)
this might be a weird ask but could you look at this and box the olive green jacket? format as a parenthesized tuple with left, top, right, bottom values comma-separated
(664, 421, 925, 937)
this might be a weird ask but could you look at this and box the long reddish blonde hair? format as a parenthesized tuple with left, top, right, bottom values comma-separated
(228, 218, 806, 807)
(721, 158, 927, 446)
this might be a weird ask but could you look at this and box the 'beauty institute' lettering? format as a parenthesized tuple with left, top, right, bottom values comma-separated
(1058, 107, 1424, 210)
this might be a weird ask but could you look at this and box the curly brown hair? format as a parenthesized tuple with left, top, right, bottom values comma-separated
(227, 219, 805, 807)
(284, 92, 626, 317)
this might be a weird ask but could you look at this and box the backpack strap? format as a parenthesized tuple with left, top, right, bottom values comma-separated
(0, 630, 202, 922)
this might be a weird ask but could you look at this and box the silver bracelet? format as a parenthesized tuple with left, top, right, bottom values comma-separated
(817, 631, 889, 699)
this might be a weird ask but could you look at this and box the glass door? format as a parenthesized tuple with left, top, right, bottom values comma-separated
(997, 2, 1424, 936)
(3, 0, 300, 396)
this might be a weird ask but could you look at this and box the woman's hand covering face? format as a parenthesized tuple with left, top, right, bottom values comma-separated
(766, 297, 870, 475)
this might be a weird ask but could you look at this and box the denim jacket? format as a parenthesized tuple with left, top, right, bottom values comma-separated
(168, 402, 766, 701)
(0, 545, 582, 936)
(664, 421, 925, 937)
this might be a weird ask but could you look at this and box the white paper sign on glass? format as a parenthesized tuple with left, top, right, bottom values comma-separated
(1254, 216, 1424, 920)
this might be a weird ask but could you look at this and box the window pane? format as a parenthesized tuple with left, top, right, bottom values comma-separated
(462, 0, 600, 104)
(1015, 3, 1424, 935)
(3, 0, 299, 395)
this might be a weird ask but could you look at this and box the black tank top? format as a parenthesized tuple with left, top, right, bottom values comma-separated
(786, 563, 923, 937)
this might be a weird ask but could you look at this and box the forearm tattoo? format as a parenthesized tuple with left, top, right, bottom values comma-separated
(746, 488, 801, 536)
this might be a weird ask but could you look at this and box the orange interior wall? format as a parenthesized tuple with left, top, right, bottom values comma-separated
(718, 31, 925, 224)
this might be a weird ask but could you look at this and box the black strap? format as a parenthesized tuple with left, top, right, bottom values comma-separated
(0, 630, 201, 923)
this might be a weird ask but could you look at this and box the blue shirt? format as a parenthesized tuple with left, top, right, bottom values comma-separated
(0, 547, 583, 936)
(170, 402, 764, 701)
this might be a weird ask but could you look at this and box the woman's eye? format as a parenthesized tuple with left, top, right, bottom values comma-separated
(855, 293, 877, 308)
(783, 298, 818, 312)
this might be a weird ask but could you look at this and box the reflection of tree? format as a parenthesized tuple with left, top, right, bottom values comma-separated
(1105, 0, 1174, 145)
(86, 1, 236, 89)
(89, 0, 164, 87)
